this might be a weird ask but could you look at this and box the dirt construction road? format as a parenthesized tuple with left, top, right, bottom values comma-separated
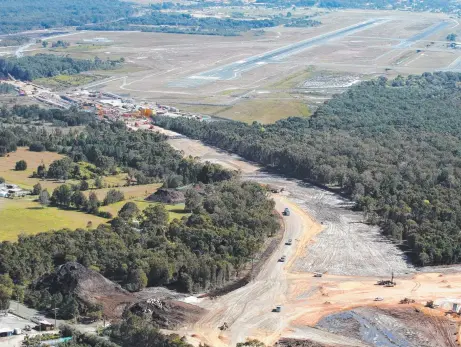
(150, 125, 461, 346)
(187, 197, 323, 347)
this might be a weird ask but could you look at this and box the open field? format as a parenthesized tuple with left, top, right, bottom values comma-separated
(83, 183, 161, 200)
(0, 147, 65, 190)
(0, 198, 107, 241)
(100, 200, 189, 221)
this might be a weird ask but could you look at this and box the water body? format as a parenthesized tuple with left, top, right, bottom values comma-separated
(170, 19, 386, 88)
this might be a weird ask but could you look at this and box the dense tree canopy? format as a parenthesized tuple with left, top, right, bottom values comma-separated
(0, 104, 95, 127)
(3, 180, 278, 315)
(0, 0, 134, 34)
(0, 55, 122, 81)
(157, 72, 461, 266)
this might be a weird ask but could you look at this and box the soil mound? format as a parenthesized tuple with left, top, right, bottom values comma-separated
(128, 298, 205, 329)
(32, 262, 135, 318)
(146, 188, 185, 204)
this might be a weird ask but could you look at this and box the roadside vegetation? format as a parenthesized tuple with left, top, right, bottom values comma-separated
(157, 72, 461, 266)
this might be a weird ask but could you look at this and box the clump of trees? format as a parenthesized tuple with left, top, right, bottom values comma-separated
(0, 54, 123, 81)
(1, 104, 95, 127)
(157, 71, 461, 266)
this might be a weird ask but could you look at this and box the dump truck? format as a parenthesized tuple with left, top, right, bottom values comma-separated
(283, 208, 290, 216)
(285, 239, 292, 245)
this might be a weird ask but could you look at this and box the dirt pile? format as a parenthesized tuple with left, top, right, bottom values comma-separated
(32, 262, 135, 318)
(146, 188, 185, 204)
(128, 298, 205, 329)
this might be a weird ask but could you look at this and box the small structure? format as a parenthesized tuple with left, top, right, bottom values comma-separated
(31, 318, 54, 331)
(0, 327, 14, 337)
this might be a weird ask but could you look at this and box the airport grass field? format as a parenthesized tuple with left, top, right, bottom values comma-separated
(24, 9, 459, 123)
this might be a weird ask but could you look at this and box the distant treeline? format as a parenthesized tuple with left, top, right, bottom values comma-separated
(0, 35, 29, 47)
(78, 11, 321, 36)
(0, 83, 15, 94)
(0, 54, 123, 81)
(1, 104, 95, 126)
(255, 0, 452, 11)
(0, 0, 134, 34)
(156, 72, 461, 266)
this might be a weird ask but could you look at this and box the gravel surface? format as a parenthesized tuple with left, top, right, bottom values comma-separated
(245, 172, 415, 277)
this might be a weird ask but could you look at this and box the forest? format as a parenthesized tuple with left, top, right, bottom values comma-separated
(78, 11, 321, 36)
(0, 0, 134, 34)
(157, 72, 461, 266)
(5, 180, 278, 313)
(0, 117, 233, 185)
(0, 104, 95, 126)
(0, 105, 279, 321)
(0, 55, 123, 81)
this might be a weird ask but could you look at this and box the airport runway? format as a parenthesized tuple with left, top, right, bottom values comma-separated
(395, 20, 450, 48)
(169, 19, 386, 88)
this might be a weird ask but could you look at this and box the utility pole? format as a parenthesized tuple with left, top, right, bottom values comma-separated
(54, 300, 57, 329)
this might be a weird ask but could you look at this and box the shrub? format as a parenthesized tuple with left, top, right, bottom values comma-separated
(15, 160, 27, 171)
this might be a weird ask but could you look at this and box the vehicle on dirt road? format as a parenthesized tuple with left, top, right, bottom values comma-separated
(283, 208, 290, 216)
(279, 255, 286, 262)
(285, 239, 292, 245)
(314, 272, 323, 277)
(274, 305, 282, 312)
(374, 297, 384, 301)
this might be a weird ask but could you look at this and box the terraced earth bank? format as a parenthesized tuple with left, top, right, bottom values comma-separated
(316, 306, 457, 347)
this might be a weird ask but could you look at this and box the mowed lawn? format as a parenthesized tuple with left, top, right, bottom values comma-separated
(100, 200, 189, 222)
(0, 198, 108, 241)
(0, 147, 67, 190)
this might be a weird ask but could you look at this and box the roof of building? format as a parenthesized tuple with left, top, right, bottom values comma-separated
(0, 327, 14, 333)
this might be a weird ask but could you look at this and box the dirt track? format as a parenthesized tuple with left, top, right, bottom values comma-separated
(153, 126, 461, 346)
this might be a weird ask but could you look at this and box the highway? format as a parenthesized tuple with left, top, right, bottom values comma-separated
(170, 19, 386, 88)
